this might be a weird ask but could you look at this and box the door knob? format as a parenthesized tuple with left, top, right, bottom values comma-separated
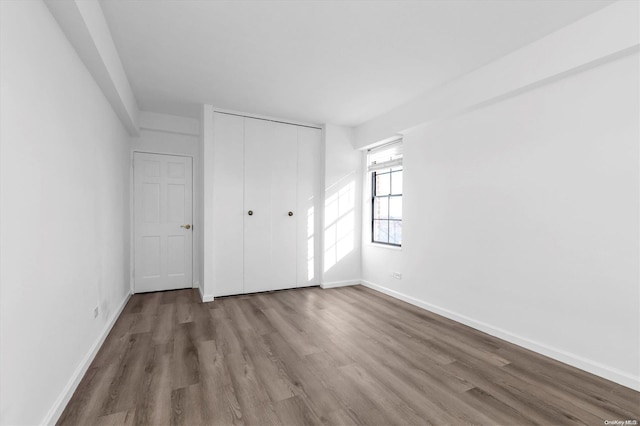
(248, 210, 253, 216)
(288, 211, 293, 216)
(180, 224, 191, 230)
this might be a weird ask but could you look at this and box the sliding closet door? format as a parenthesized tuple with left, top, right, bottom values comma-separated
(244, 119, 273, 293)
(270, 123, 298, 289)
(244, 119, 297, 293)
(211, 113, 245, 297)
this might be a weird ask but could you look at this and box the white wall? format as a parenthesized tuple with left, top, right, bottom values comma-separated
(321, 125, 362, 287)
(139, 110, 199, 136)
(131, 111, 201, 290)
(0, 1, 132, 424)
(197, 109, 207, 300)
(200, 105, 215, 300)
(362, 51, 639, 390)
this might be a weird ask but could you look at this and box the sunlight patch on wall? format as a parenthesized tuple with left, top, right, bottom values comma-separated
(324, 178, 355, 272)
(307, 206, 315, 281)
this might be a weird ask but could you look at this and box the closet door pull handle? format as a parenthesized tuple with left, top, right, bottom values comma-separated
(288, 211, 293, 216)
(248, 210, 253, 216)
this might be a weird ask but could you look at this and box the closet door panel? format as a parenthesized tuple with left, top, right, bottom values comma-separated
(212, 113, 245, 296)
(244, 118, 274, 293)
(239, 117, 321, 294)
(297, 127, 322, 287)
(270, 123, 298, 290)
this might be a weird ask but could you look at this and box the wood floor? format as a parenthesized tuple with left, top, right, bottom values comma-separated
(58, 285, 640, 426)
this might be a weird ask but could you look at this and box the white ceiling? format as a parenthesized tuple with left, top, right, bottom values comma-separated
(100, 0, 612, 126)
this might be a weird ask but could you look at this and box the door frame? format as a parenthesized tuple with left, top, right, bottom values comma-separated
(130, 150, 196, 294)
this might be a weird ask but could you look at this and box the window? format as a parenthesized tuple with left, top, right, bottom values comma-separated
(368, 140, 403, 246)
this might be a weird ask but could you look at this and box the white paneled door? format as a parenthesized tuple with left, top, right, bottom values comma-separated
(134, 152, 193, 293)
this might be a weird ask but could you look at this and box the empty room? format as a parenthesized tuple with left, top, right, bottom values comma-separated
(1, 0, 639, 425)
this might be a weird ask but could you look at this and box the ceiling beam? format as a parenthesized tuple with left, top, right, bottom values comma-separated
(354, 1, 640, 149)
(44, 0, 140, 136)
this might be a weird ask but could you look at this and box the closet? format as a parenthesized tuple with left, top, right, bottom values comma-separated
(211, 112, 322, 296)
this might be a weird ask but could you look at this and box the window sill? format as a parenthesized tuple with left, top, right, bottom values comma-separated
(366, 242, 402, 251)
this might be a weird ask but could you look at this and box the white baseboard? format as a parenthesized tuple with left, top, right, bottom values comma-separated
(360, 280, 640, 392)
(321, 279, 360, 289)
(196, 283, 214, 302)
(42, 291, 133, 425)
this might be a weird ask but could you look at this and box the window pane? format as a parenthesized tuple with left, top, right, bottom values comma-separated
(389, 220, 402, 245)
(373, 197, 388, 219)
(389, 221, 402, 245)
(373, 220, 389, 243)
(389, 196, 402, 220)
(375, 172, 390, 196)
(391, 170, 403, 195)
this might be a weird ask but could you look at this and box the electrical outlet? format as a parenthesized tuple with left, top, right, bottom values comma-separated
(94, 306, 99, 318)
(392, 271, 402, 279)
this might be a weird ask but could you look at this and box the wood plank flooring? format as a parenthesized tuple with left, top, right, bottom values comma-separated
(58, 285, 640, 425)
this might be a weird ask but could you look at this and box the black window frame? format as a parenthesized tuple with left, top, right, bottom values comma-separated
(371, 168, 402, 246)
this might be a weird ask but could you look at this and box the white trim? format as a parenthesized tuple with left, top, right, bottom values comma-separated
(360, 280, 640, 392)
(365, 242, 402, 251)
(359, 134, 404, 152)
(321, 279, 360, 289)
(129, 155, 135, 294)
(132, 150, 193, 159)
(197, 283, 214, 302)
(212, 107, 321, 129)
(42, 291, 133, 425)
(139, 126, 199, 138)
(367, 137, 403, 153)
